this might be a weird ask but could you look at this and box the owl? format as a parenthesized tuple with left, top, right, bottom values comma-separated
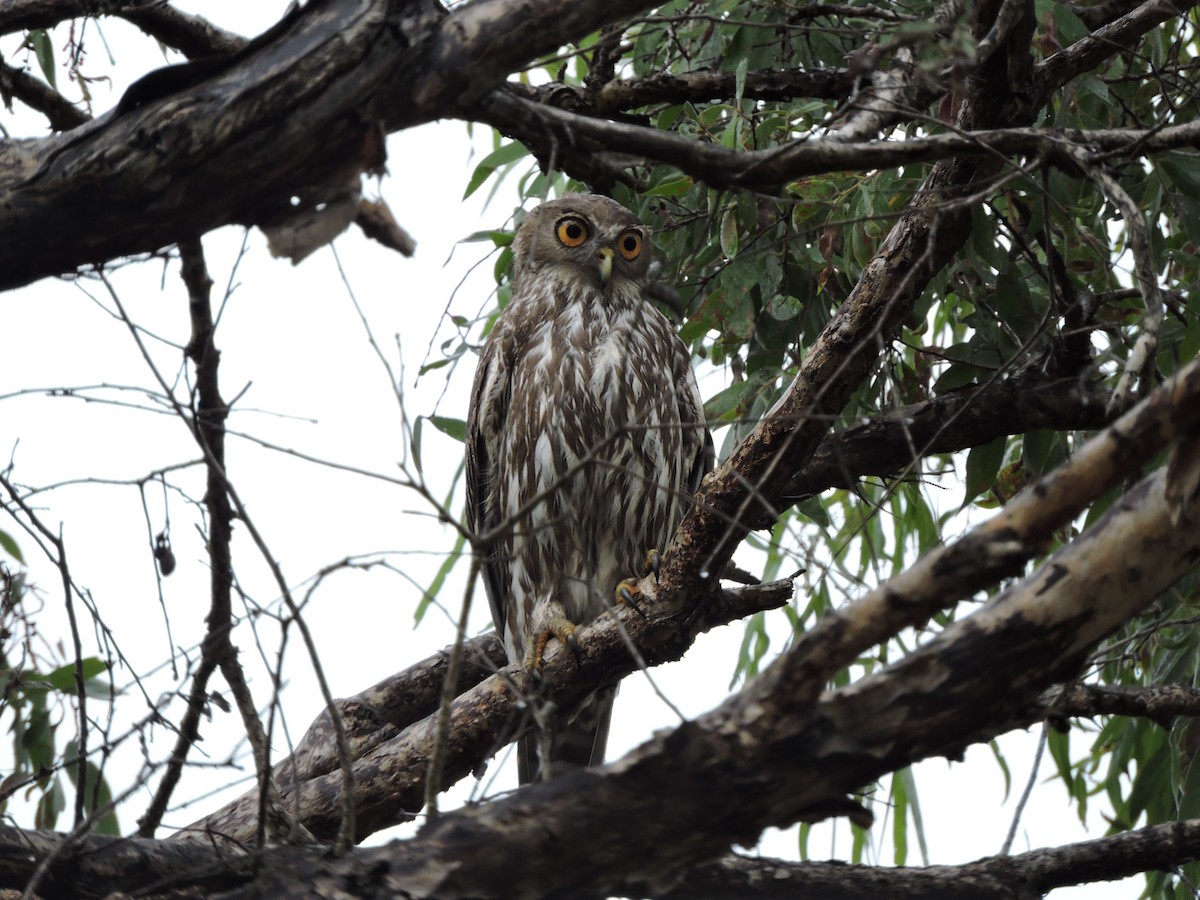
(466, 193, 713, 784)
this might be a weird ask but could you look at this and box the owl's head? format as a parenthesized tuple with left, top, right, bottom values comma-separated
(513, 194, 653, 292)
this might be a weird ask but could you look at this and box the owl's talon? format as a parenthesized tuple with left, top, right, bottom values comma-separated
(565, 631, 583, 666)
(644, 549, 662, 583)
(616, 579, 649, 619)
(527, 618, 581, 671)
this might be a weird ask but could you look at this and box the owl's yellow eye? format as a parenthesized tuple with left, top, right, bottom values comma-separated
(618, 230, 643, 260)
(555, 217, 590, 247)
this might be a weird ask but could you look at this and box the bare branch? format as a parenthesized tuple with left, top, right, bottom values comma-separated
(9, 814, 1200, 898)
(667, 820, 1200, 899)
(0, 0, 664, 290)
(790, 372, 1112, 502)
(1033, 0, 1192, 101)
(173, 580, 792, 844)
(0, 0, 159, 35)
(1047, 682, 1200, 726)
(119, 5, 245, 58)
(479, 88, 1200, 194)
(0, 58, 88, 130)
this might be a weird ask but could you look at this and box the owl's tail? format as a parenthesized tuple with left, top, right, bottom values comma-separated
(518, 687, 615, 784)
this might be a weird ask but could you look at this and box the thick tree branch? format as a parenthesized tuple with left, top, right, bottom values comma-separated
(0, 0, 664, 291)
(118, 5, 246, 58)
(1033, 0, 1191, 101)
(10, 815, 1200, 899)
(0, 0, 158, 35)
(172, 579, 791, 844)
(478, 88, 1200, 194)
(568, 67, 857, 114)
(1047, 682, 1200, 727)
(781, 358, 1200, 697)
(790, 372, 1112, 501)
(653, 0, 1039, 616)
(0, 59, 88, 130)
(668, 819, 1200, 899)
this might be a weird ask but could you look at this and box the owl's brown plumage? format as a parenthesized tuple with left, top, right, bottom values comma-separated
(466, 194, 712, 783)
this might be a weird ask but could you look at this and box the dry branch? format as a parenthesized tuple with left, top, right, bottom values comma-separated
(667, 819, 1200, 899)
(0, 0, 662, 290)
(790, 372, 1111, 501)
(8, 813, 1200, 898)
(173, 580, 791, 844)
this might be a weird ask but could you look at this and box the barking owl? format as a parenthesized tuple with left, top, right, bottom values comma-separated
(466, 193, 712, 783)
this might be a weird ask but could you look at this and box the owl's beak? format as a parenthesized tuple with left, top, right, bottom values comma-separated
(596, 247, 614, 285)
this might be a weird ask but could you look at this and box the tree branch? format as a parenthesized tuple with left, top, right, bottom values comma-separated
(1, 0, 1187, 289)
(668, 818, 1200, 899)
(1033, 0, 1191, 101)
(654, 0, 1039, 616)
(478, 87, 1200, 194)
(0, 0, 159, 35)
(1047, 682, 1200, 727)
(0, 0, 664, 291)
(789, 372, 1112, 502)
(171, 579, 792, 844)
(0, 58, 88, 130)
(8, 813, 1200, 898)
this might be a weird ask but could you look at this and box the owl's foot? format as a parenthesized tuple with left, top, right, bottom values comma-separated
(527, 616, 582, 672)
(615, 549, 662, 619)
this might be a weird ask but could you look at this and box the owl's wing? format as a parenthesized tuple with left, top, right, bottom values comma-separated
(679, 357, 715, 499)
(465, 332, 512, 641)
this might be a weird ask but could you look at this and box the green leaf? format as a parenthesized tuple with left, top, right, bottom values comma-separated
(460, 229, 514, 247)
(428, 416, 466, 443)
(1158, 154, 1200, 203)
(734, 57, 748, 103)
(415, 531, 465, 623)
(795, 496, 831, 528)
(719, 206, 739, 257)
(493, 246, 514, 284)
(988, 739, 1013, 801)
(44, 659, 108, 694)
(765, 294, 803, 321)
(1051, 3, 1089, 47)
(418, 357, 452, 376)
(731, 612, 769, 686)
(0, 529, 22, 563)
(29, 30, 55, 89)
(411, 415, 424, 475)
(463, 142, 530, 199)
(891, 768, 909, 865)
(64, 740, 119, 835)
(34, 777, 64, 830)
(645, 175, 693, 197)
(1023, 429, 1066, 477)
(962, 435, 1006, 507)
(703, 380, 753, 423)
(1047, 726, 1075, 798)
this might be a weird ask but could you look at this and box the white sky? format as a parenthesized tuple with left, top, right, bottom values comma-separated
(0, 4, 1144, 896)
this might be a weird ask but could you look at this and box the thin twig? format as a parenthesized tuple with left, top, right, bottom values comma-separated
(426, 557, 482, 821)
(1001, 722, 1048, 855)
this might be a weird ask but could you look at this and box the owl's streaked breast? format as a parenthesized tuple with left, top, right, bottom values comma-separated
(494, 279, 695, 628)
